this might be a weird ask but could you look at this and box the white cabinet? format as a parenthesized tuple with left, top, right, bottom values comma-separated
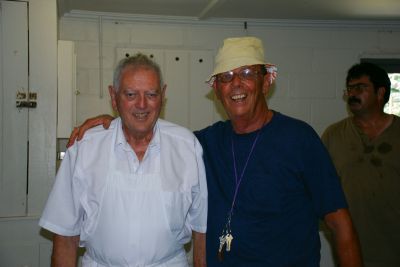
(57, 40, 76, 138)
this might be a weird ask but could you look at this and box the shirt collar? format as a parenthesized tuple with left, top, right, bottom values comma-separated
(115, 118, 161, 152)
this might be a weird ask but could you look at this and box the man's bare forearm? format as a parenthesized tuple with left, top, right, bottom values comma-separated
(192, 231, 206, 267)
(51, 234, 79, 267)
(324, 209, 363, 267)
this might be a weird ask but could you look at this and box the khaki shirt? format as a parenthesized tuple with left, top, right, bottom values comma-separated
(322, 116, 400, 266)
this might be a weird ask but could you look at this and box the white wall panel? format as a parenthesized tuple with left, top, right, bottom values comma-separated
(0, 243, 39, 266)
(57, 40, 76, 138)
(115, 47, 164, 68)
(289, 72, 336, 99)
(188, 50, 217, 131)
(130, 24, 184, 46)
(76, 94, 113, 125)
(164, 50, 190, 127)
(0, 217, 52, 267)
(0, 0, 28, 217)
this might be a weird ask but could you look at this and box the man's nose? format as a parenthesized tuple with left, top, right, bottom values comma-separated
(231, 73, 242, 85)
(344, 88, 357, 97)
(136, 94, 147, 108)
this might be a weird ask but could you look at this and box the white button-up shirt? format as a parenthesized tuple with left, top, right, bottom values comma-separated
(39, 118, 207, 267)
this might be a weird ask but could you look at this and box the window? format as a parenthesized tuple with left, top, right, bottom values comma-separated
(385, 73, 400, 116)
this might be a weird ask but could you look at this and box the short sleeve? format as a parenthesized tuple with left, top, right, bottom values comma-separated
(39, 143, 84, 236)
(188, 137, 208, 233)
(301, 132, 348, 219)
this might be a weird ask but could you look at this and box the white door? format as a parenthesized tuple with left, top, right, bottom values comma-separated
(0, 0, 29, 217)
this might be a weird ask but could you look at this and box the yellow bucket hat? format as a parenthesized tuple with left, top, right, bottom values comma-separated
(206, 36, 277, 86)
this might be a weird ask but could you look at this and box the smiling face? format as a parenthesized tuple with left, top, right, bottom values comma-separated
(213, 65, 271, 126)
(109, 66, 165, 140)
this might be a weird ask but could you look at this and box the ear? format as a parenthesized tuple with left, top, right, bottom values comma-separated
(377, 86, 386, 103)
(161, 84, 167, 99)
(212, 80, 222, 100)
(108, 85, 118, 111)
(262, 73, 272, 95)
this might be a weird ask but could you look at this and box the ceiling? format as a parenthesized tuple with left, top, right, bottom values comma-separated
(58, 0, 400, 21)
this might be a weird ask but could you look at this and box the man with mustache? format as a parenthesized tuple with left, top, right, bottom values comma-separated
(322, 62, 400, 267)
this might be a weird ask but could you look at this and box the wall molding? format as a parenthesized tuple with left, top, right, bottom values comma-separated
(62, 10, 400, 30)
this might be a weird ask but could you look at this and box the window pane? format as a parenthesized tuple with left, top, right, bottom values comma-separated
(384, 73, 400, 116)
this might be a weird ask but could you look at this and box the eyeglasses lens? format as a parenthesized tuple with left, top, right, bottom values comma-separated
(345, 83, 369, 94)
(218, 68, 259, 83)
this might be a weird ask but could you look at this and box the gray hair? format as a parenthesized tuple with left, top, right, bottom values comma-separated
(113, 53, 164, 92)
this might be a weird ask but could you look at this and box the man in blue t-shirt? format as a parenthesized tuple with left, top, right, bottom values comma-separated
(68, 36, 362, 267)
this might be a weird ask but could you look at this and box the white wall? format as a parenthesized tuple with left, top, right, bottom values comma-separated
(59, 14, 400, 135)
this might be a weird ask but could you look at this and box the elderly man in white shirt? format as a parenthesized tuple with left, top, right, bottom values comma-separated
(39, 53, 208, 267)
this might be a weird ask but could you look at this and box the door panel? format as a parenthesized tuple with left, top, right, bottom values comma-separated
(0, 0, 29, 217)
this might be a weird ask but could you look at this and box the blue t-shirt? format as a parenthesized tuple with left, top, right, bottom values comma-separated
(195, 111, 347, 267)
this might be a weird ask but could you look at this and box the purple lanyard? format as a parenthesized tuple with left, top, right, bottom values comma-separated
(229, 128, 262, 217)
(217, 126, 264, 262)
